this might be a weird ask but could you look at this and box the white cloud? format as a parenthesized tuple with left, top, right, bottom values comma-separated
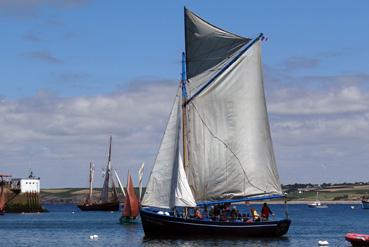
(2, 74, 369, 187)
(269, 86, 369, 115)
(268, 84, 369, 184)
(0, 80, 177, 187)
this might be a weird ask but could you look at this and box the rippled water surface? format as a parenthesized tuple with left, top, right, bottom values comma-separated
(0, 204, 367, 246)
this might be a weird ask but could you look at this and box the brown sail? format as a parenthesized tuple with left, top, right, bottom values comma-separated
(122, 173, 139, 218)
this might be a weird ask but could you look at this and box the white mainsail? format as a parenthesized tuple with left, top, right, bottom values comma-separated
(142, 88, 196, 209)
(186, 41, 282, 202)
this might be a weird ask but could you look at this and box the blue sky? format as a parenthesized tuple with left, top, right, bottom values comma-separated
(0, 0, 369, 187)
(1, 1, 368, 98)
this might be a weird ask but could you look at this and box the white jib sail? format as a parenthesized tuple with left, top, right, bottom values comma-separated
(187, 41, 282, 202)
(113, 168, 126, 197)
(142, 87, 196, 209)
(172, 153, 196, 208)
(138, 162, 144, 201)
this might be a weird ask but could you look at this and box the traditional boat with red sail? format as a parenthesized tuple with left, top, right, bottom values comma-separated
(119, 172, 139, 224)
(140, 8, 291, 238)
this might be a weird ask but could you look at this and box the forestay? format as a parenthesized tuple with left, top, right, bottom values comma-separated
(186, 41, 282, 202)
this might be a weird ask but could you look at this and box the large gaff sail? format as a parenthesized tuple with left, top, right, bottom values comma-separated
(185, 8, 250, 93)
(142, 88, 196, 209)
(187, 40, 282, 202)
(122, 173, 139, 217)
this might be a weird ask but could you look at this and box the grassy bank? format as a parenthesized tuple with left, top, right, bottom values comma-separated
(41, 188, 142, 204)
(39, 184, 369, 204)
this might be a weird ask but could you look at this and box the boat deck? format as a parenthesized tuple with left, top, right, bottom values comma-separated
(140, 207, 291, 238)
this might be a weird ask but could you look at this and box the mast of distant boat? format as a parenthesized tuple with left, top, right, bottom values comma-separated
(101, 136, 113, 203)
(316, 191, 319, 202)
(88, 162, 94, 203)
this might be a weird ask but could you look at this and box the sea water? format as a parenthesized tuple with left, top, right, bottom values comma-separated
(0, 203, 365, 246)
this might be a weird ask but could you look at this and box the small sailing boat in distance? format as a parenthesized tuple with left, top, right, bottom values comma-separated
(308, 192, 328, 208)
(361, 196, 369, 209)
(78, 136, 120, 211)
(119, 172, 139, 224)
(140, 8, 291, 237)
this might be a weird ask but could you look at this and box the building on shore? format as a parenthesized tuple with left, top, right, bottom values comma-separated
(4, 171, 46, 213)
(10, 172, 40, 193)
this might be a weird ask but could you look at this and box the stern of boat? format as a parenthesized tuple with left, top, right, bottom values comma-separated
(274, 219, 291, 237)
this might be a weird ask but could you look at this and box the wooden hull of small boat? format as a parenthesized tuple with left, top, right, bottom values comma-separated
(77, 201, 120, 211)
(119, 216, 140, 224)
(345, 233, 369, 246)
(140, 208, 291, 238)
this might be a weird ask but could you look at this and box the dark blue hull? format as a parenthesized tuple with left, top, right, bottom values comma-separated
(140, 208, 291, 238)
(77, 201, 120, 211)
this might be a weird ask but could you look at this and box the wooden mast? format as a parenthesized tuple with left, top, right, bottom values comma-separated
(101, 136, 112, 203)
(107, 136, 119, 202)
(181, 52, 189, 172)
(88, 161, 94, 203)
(181, 52, 190, 218)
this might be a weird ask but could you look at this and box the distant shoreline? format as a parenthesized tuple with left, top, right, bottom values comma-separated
(264, 200, 361, 205)
(39, 188, 366, 205)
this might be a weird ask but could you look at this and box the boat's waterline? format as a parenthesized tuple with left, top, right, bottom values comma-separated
(140, 208, 291, 238)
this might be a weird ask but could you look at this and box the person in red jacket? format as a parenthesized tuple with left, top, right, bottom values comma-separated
(194, 207, 203, 219)
(261, 202, 274, 221)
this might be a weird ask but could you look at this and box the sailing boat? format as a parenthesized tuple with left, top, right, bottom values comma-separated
(361, 197, 369, 209)
(140, 8, 291, 237)
(308, 191, 328, 208)
(78, 136, 120, 211)
(119, 172, 140, 224)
